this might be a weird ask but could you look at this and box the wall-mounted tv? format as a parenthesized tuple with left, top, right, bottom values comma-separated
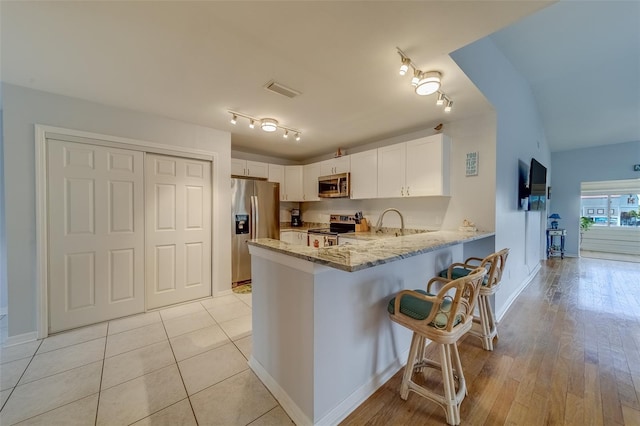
(528, 158, 547, 211)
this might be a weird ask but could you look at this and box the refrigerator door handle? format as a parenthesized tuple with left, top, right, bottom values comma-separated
(253, 195, 260, 239)
(250, 196, 256, 239)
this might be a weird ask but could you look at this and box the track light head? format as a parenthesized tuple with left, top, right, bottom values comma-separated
(399, 57, 410, 76)
(444, 99, 453, 113)
(230, 114, 237, 125)
(249, 119, 255, 129)
(415, 71, 441, 96)
(411, 69, 421, 87)
(295, 133, 301, 142)
(283, 130, 289, 139)
(436, 93, 445, 106)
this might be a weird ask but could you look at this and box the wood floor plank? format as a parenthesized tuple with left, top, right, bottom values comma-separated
(339, 257, 640, 425)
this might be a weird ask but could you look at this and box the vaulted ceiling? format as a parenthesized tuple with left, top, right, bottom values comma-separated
(2, 1, 637, 161)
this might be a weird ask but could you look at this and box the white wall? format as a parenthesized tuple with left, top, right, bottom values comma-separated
(302, 113, 497, 233)
(0, 97, 6, 319)
(451, 37, 551, 318)
(2, 83, 231, 339)
(550, 140, 640, 256)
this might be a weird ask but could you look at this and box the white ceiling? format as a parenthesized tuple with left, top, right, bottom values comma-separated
(5, 2, 634, 162)
(491, 1, 640, 153)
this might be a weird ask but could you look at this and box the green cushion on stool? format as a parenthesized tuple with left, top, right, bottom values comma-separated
(439, 267, 489, 285)
(388, 290, 460, 328)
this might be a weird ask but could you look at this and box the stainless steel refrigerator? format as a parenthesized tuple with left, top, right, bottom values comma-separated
(231, 178, 280, 285)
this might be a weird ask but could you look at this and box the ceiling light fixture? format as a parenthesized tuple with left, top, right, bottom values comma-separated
(415, 71, 441, 96)
(399, 57, 410, 76)
(444, 99, 453, 113)
(396, 47, 452, 110)
(227, 111, 302, 140)
(261, 118, 278, 132)
(411, 69, 421, 87)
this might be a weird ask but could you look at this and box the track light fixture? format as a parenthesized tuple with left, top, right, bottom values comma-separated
(396, 47, 453, 111)
(227, 111, 302, 141)
(399, 57, 410, 76)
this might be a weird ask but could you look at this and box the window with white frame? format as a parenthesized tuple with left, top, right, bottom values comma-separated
(580, 180, 639, 228)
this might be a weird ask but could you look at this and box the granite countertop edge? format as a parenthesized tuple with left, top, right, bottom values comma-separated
(248, 230, 496, 272)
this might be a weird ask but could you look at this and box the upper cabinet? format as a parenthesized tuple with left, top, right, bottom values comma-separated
(268, 164, 285, 201)
(377, 134, 451, 198)
(320, 156, 350, 176)
(283, 165, 304, 202)
(303, 163, 322, 202)
(231, 159, 269, 178)
(350, 149, 378, 200)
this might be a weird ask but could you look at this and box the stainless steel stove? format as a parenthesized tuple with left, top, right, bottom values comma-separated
(307, 214, 356, 247)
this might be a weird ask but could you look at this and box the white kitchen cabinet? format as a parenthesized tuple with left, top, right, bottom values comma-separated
(268, 164, 285, 201)
(377, 143, 406, 198)
(320, 156, 350, 176)
(231, 159, 269, 178)
(377, 134, 450, 198)
(284, 165, 304, 201)
(303, 163, 322, 201)
(349, 149, 378, 199)
(280, 230, 307, 246)
(406, 135, 450, 196)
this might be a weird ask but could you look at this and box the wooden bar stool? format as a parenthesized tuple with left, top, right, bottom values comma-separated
(388, 267, 486, 426)
(439, 248, 509, 351)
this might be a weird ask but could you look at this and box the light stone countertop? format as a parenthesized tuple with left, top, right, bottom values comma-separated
(248, 230, 495, 272)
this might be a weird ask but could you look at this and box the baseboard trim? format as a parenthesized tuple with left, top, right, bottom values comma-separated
(496, 263, 541, 322)
(315, 348, 410, 426)
(3, 331, 38, 347)
(250, 347, 411, 426)
(249, 356, 313, 426)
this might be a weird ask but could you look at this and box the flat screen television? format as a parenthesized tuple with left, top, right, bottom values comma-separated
(528, 158, 547, 211)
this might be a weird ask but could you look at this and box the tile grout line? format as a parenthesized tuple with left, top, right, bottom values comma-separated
(94, 322, 109, 426)
(0, 339, 44, 414)
(160, 303, 200, 426)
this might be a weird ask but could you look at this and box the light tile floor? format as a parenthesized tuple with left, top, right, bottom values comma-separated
(0, 294, 295, 425)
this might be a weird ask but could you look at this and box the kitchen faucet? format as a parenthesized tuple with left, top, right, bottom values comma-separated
(375, 208, 405, 235)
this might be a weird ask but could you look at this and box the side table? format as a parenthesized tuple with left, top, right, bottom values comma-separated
(546, 228, 566, 259)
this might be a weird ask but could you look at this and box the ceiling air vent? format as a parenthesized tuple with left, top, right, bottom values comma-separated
(264, 80, 301, 99)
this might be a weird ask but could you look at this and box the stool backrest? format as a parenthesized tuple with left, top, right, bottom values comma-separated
(483, 248, 510, 288)
(431, 267, 486, 332)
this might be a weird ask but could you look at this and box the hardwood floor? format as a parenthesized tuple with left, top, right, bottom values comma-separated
(341, 257, 640, 425)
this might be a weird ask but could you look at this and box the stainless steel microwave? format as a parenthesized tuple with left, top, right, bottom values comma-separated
(318, 173, 350, 198)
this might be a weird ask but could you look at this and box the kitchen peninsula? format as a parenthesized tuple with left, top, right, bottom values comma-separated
(247, 230, 494, 425)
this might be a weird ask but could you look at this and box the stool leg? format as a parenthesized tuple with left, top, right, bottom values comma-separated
(486, 296, 499, 345)
(478, 295, 493, 351)
(440, 344, 460, 425)
(451, 342, 467, 396)
(400, 332, 420, 400)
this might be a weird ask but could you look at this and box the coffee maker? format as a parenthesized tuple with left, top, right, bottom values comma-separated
(291, 209, 302, 227)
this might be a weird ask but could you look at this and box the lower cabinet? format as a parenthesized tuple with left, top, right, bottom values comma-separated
(280, 230, 308, 246)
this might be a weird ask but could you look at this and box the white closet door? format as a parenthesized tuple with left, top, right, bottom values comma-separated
(145, 154, 212, 309)
(48, 140, 144, 333)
